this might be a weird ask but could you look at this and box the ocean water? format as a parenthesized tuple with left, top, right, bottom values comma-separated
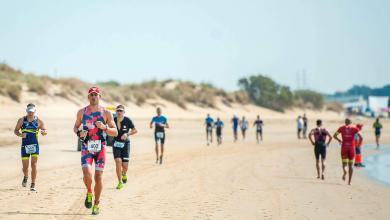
(363, 144, 390, 186)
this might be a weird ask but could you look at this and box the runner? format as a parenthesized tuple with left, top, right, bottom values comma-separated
(231, 115, 239, 142)
(253, 115, 264, 143)
(297, 116, 303, 139)
(302, 114, 308, 139)
(205, 114, 214, 146)
(308, 119, 332, 180)
(333, 118, 363, 185)
(14, 103, 47, 192)
(240, 116, 249, 140)
(73, 87, 118, 215)
(113, 105, 137, 190)
(215, 117, 224, 145)
(150, 107, 169, 164)
(373, 117, 383, 149)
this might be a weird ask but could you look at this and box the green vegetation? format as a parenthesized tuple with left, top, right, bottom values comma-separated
(294, 89, 324, 110)
(238, 75, 324, 111)
(0, 63, 248, 108)
(0, 63, 328, 111)
(238, 75, 294, 112)
(332, 85, 390, 99)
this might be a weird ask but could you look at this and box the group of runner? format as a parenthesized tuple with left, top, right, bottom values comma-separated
(308, 117, 384, 185)
(204, 114, 264, 145)
(12, 86, 385, 215)
(13, 87, 169, 215)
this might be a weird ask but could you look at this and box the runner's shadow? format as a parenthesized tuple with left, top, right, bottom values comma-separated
(0, 188, 16, 192)
(301, 180, 344, 186)
(3, 211, 90, 216)
(274, 175, 316, 181)
(61, 149, 80, 153)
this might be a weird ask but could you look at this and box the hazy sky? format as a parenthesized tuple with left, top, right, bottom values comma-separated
(1, 0, 389, 93)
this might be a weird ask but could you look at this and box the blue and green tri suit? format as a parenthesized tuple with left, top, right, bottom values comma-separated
(20, 116, 40, 160)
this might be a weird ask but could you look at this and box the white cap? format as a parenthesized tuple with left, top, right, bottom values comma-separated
(26, 106, 36, 113)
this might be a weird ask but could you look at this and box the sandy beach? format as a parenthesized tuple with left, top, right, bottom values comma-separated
(0, 97, 389, 220)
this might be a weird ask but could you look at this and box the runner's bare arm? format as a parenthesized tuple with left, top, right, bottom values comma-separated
(308, 129, 315, 145)
(14, 118, 23, 137)
(165, 122, 170, 129)
(326, 130, 333, 145)
(333, 131, 341, 144)
(38, 118, 48, 135)
(150, 120, 154, 129)
(73, 109, 83, 134)
(129, 128, 138, 136)
(103, 110, 118, 137)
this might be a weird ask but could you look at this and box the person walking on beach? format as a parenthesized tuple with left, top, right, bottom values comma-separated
(232, 115, 239, 142)
(14, 103, 47, 192)
(253, 115, 264, 143)
(205, 114, 214, 145)
(240, 116, 249, 140)
(215, 117, 224, 145)
(354, 124, 365, 168)
(302, 114, 308, 139)
(297, 116, 303, 139)
(73, 87, 118, 215)
(112, 105, 137, 190)
(308, 119, 332, 180)
(373, 118, 383, 149)
(150, 107, 169, 164)
(333, 118, 363, 185)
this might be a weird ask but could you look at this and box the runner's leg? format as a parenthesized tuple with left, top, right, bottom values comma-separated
(115, 158, 122, 182)
(31, 156, 38, 184)
(82, 167, 93, 193)
(22, 158, 29, 178)
(94, 171, 103, 204)
(348, 162, 353, 185)
(155, 143, 159, 162)
(316, 159, 320, 178)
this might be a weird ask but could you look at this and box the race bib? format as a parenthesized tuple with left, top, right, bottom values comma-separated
(156, 132, 164, 139)
(24, 144, 37, 154)
(207, 126, 212, 132)
(113, 141, 125, 148)
(87, 140, 102, 153)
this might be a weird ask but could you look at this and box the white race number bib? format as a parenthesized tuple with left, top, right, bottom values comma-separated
(25, 144, 37, 154)
(87, 140, 102, 153)
(156, 132, 164, 139)
(113, 141, 125, 148)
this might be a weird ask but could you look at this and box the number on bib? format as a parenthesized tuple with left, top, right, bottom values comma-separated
(87, 140, 102, 153)
(113, 141, 125, 148)
(25, 144, 37, 154)
(156, 132, 164, 139)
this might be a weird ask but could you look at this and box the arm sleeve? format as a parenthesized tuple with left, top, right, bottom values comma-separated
(129, 119, 135, 129)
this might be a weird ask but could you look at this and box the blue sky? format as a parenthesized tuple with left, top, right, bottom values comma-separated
(1, 0, 389, 93)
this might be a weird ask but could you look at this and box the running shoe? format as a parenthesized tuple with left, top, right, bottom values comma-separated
(85, 193, 93, 209)
(122, 174, 128, 184)
(22, 176, 28, 187)
(92, 205, 100, 215)
(30, 183, 36, 192)
(116, 182, 124, 190)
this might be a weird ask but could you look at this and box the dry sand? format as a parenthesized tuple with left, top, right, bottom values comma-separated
(0, 94, 389, 220)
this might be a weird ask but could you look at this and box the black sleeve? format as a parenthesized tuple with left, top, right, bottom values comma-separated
(128, 118, 135, 129)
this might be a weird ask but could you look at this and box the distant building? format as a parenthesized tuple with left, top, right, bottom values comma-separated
(367, 96, 389, 117)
